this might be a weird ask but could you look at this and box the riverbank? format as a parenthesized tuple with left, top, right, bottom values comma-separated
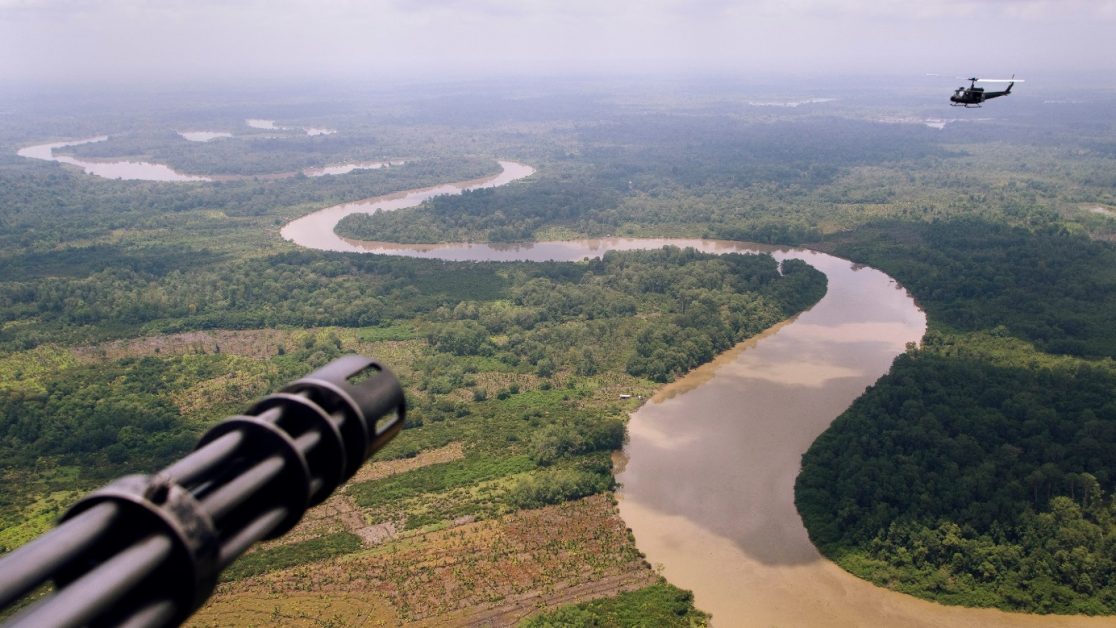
(284, 167, 1112, 625)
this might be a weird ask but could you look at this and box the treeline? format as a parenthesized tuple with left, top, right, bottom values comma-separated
(0, 250, 511, 350)
(797, 219, 1116, 614)
(0, 157, 499, 251)
(0, 245, 826, 465)
(337, 174, 623, 243)
(56, 128, 419, 177)
(415, 247, 826, 383)
(522, 582, 709, 627)
(5, 244, 808, 353)
(797, 342, 1116, 614)
(834, 219, 1116, 358)
(0, 245, 827, 525)
(337, 117, 946, 244)
(623, 256, 825, 381)
(0, 334, 351, 482)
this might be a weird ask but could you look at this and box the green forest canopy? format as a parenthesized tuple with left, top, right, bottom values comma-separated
(797, 220, 1116, 614)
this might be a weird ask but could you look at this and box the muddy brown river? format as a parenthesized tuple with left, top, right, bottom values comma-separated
(17, 136, 211, 182)
(18, 135, 391, 181)
(612, 253, 1110, 627)
(280, 163, 1113, 626)
(15, 146, 1109, 625)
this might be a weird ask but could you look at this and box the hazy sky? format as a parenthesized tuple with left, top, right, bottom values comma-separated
(3, 0, 1115, 85)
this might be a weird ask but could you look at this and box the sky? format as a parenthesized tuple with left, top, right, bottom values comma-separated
(2, 0, 1115, 86)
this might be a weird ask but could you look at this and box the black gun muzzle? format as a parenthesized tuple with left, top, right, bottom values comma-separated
(0, 355, 404, 627)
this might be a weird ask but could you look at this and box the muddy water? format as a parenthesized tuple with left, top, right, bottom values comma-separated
(18, 136, 404, 182)
(178, 131, 232, 142)
(17, 137, 211, 182)
(617, 251, 925, 568)
(303, 225, 1111, 624)
(246, 119, 335, 135)
(613, 252, 1113, 626)
(303, 160, 405, 177)
(280, 161, 536, 251)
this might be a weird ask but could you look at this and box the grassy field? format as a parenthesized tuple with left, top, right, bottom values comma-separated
(3, 322, 717, 624)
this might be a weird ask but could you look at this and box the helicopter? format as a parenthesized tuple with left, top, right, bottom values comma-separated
(950, 76, 1022, 107)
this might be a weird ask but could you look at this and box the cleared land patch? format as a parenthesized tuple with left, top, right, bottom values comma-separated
(196, 494, 655, 625)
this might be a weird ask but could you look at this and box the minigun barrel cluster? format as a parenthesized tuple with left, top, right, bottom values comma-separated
(0, 355, 405, 627)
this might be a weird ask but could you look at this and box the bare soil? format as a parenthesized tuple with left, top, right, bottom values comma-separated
(195, 494, 655, 625)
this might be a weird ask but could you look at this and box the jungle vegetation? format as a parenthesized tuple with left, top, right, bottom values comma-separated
(2, 78, 1116, 618)
(796, 219, 1116, 614)
(521, 581, 710, 627)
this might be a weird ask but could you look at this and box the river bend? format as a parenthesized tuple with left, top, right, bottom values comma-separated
(281, 163, 1113, 627)
(14, 144, 1107, 625)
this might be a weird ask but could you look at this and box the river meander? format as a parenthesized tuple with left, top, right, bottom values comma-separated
(282, 162, 1113, 627)
(18, 136, 391, 181)
(12, 146, 1110, 625)
(16, 136, 212, 182)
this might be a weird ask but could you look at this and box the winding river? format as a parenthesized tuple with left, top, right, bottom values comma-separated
(283, 162, 1111, 627)
(17, 136, 393, 181)
(15, 145, 1110, 625)
(17, 137, 212, 182)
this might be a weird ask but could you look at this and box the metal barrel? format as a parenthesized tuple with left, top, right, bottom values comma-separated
(0, 355, 404, 627)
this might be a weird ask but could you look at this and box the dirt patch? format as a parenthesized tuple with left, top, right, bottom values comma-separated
(256, 443, 466, 550)
(189, 592, 397, 627)
(169, 370, 272, 416)
(73, 329, 293, 361)
(302, 493, 401, 547)
(350, 442, 466, 484)
(209, 494, 654, 624)
(440, 570, 658, 626)
(467, 371, 543, 398)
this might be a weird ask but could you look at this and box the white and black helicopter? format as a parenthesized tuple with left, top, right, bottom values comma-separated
(950, 76, 1022, 107)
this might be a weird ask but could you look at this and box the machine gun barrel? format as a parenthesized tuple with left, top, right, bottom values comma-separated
(0, 355, 405, 627)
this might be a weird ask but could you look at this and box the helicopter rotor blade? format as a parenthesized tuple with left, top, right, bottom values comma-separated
(954, 77, 1025, 83)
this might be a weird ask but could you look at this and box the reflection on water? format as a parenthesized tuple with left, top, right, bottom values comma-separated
(17, 137, 211, 182)
(303, 160, 405, 177)
(613, 254, 1106, 626)
(178, 131, 232, 142)
(282, 160, 1109, 625)
(246, 119, 336, 136)
(337, 235, 779, 262)
(245, 118, 279, 130)
(281, 161, 537, 251)
(19, 134, 403, 182)
(618, 253, 921, 573)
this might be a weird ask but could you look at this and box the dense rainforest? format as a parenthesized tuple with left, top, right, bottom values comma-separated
(3, 79, 1116, 621)
(797, 220, 1116, 614)
(336, 116, 948, 245)
(0, 247, 822, 493)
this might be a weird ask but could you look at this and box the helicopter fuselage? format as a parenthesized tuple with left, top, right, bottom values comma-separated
(950, 80, 1014, 107)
